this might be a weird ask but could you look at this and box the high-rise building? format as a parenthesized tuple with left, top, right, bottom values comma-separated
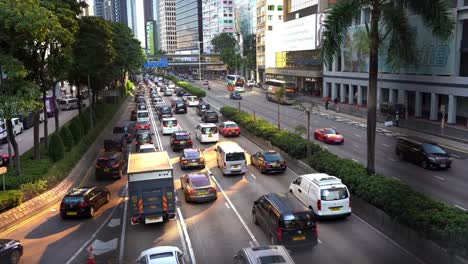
(238, 0, 257, 36)
(126, 0, 147, 48)
(159, 0, 177, 53)
(94, 0, 104, 18)
(202, 0, 235, 54)
(82, 0, 95, 16)
(95, 0, 126, 23)
(176, 0, 203, 54)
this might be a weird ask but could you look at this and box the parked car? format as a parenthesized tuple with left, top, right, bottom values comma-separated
(289, 173, 352, 219)
(201, 110, 218, 123)
(314, 128, 344, 144)
(195, 123, 219, 143)
(19, 110, 45, 129)
(136, 246, 185, 264)
(252, 193, 318, 249)
(218, 121, 240, 137)
(0, 239, 23, 264)
(95, 151, 127, 179)
(180, 148, 205, 170)
(395, 137, 452, 169)
(250, 150, 287, 174)
(196, 103, 210, 116)
(170, 131, 193, 151)
(57, 97, 78, 110)
(233, 245, 295, 264)
(60, 186, 110, 218)
(135, 120, 151, 131)
(230, 92, 242, 100)
(180, 172, 217, 202)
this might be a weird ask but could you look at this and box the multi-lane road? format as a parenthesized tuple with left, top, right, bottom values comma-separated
(194, 79, 468, 212)
(1, 79, 424, 263)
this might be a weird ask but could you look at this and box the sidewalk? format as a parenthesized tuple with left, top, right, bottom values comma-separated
(252, 87, 468, 152)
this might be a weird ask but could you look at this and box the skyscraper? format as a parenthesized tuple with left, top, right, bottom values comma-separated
(126, 0, 147, 48)
(159, 0, 177, 53)
(202, 0, 235, 54)
(175, 0, 203, 54)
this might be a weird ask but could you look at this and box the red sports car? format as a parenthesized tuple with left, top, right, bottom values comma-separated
(135, 120, 151, 130)
(314, 128, 344, 144)
(218, 121, 240, 137)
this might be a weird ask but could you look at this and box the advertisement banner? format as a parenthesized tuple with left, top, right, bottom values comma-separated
(277, 14, 317, 52)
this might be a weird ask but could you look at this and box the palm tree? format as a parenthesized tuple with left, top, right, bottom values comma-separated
(321, 0, 454, 175)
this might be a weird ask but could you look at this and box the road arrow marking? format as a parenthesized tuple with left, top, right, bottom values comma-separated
(89, 238, 118, 256)
(107, 218, 121, 228)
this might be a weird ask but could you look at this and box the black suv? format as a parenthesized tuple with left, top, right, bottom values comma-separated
(95, 151, 127, 179)
(252, 193, 318, 250)
(196, 103, 210, 116)
(172, 100, 187, 114)
(157, 105, 172, 120)
(395, 137, 452, 169)
(135, 131, 154, 151)
(60, 187, 110, 218)
(170, 131, 193, 151)
(202, 110, 218, 123)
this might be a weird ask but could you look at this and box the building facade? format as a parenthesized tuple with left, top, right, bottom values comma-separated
(238, 0, 257, 36)
(323, 1, 468, 124)
(94, 0, 104, 18)
(176, 0, 203, 54)
(159, 0, 177, 53)
(202, 0, 236, 54)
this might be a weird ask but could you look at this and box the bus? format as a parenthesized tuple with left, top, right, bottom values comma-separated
(265, 79, 297, 105)
(226, 75, 245, 93)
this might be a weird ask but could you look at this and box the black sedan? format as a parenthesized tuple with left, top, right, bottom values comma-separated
(250, 150, 287, 174)
(230, 92, 242, 100)
(60, 187, 110, 218)
(135, 131, 154, 150)
(180, 148, 205, 170)
(0, 239, 23, 264)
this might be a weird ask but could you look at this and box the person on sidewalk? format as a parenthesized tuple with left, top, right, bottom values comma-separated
(395, 111, 400, 127)
(333, 97, 339, 112)
(325, 98, 330, 110)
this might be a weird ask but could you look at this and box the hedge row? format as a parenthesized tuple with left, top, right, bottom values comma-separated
(220, 106, 468, 257)
(165, 75, 206, 97)
(0, 97, 126, 213)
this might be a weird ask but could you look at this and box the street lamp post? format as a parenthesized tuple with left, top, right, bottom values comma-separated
(196, 41, 202, 82)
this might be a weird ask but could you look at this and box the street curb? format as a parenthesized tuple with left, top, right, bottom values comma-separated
(222, 114, 468, 264)
(0, 96, 131, 235)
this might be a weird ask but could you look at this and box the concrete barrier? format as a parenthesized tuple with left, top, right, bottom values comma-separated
(222, 115, 468, 264)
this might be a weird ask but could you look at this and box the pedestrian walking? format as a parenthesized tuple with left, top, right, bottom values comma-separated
(333, 97, 339, 111)
(325, 98, 330, 110)
(395, 111, 400, 127)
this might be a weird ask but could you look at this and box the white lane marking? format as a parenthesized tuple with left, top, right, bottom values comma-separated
(354, 134, 362, 138)
(387, 157, 396, 162)
(352, 214, 425, 264)
(147, 97, 163, 150)
(392, 177, 401, 181)
(249, 241, 255, 247)
(353, 144, 360, 148)
(433, 176, 445, 181)
(66, 195, 122, 264)
(322, 145, 329, 149)
(318, 239, 323, 244)
(382, 144, 391, 148)
(250, 173, 256, 179)
(451, 154, 461, 159)
(119, 187, 128, 263)
(454, 205, 467, 211)
(175, 200, 189, 256)
(107, 218, 121, 228)
(90, 238, 118, 256)
(207, 168, 259, 246)
(225, 202, 231, 209)
(176, 206, 197, 264)
(352, 159, 359, 163)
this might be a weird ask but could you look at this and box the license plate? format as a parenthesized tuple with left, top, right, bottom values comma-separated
(104, 168, 110, 172)
(440, 164, 446, 168)
(198, 191, 208, 195)
(330, 207, 342, 211)
(208, 133, 212, 137)
(67, 212, 77, 216)
(190, 162, 198, 166)
(272, 164, 280, 167)
(293, 236, 306, 241)
(180, 141, 186, 144)
(232, 165, 239, 169)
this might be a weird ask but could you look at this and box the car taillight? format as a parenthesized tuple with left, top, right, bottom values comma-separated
(263, 162, 271, 168)
(187, 139, 192, 143)
(181, 159, 187, 164)
(60, 203, 65, 210)
(349, 199, 352, 208)
(277, 227, 283, 241)
(200, 157, 205, 162)
(163, 123, 168, 127)
(209, 187, 216, 193)
(95, 163, 101, 168)
(283, 161, 287, 166)
(317, 200, 321, 211)
(131, 217, 139, 224)
(79, 202, 88, 208)
(314, 222, 318, 237)
(173, 140, 180, 144)
(150, 140, 153, 144)
(188, 188, 197, 194)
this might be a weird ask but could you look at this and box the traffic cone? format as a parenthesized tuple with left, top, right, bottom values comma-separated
(88, 245, 95, 264)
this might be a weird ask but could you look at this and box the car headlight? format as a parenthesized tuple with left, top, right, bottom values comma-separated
(428, 157, 436, 161)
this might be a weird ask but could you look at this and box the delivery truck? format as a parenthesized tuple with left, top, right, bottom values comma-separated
(127, 151, 175, 225)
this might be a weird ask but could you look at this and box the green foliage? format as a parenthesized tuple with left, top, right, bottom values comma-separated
(79, 109, 91, 134)
(20, 180, 48, 200)
(220, 106, 468, 257)
(165, 75, 206, 97)
(69, 118, 84, 143)
(0, 191, 24, 213)
(126, 80, 135, 94)
(212, 33, 237, 52)
(59, 126, 74, 151)
(48, 133, 65, 162)
(242, 34, 256, 71)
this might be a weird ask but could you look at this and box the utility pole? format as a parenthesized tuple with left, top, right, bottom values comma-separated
(197, 41, 202, 82)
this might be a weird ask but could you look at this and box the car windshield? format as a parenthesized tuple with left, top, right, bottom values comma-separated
(185, 150, 200, 159)
(226, 152, 245, 161)
(138, 133, 151, 140)
(264, 153, 281, 162)
(324, 129, 337, 134)
(63, 196, 85, 204)
(149, 252, 174, 260)
(139, 147, 155, 153)
(161, 107, 171, 113)
(176, 103, 185, 107)
(282, 212, 315, 228)
(202, 127, 217, 134)
(225, 123, 238, 128)
(97, 157, 118, 167)
(190, 175, 210, 187)
(422, 144, 446, 155)
(137, 105, 146, 110)
(207, 112, 217, 117)
(321, 187, 349, 201)
(175, 134, 190, 140)
(113, 126, 126, 134)
(163, 120, 177, 126)
(138, 112, 149, 118)
(259, 255, 286, 264)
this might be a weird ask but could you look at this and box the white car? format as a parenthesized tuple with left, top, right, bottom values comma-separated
(137, 246, 185, 264)
(168, 83, 176, 90)
(164, 89, 173, 96)
(195, 123, 219, 143)
(289, 173, 351, 218)
(161, 117, 180, 135)
(185, 96, 199, 107)
(138, 144, 158, 153)
(0, 121, 7, 143)
(137, 110, 150, 122)
(5, 118, 24, 136)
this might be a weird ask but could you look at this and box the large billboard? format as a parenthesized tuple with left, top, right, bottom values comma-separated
(277, 14, 317, 52)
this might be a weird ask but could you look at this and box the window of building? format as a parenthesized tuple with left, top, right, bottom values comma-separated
(278, 5, 283, 11)
(268, 5, 274, 11)
(268, 25, 273, 31)
(268, 15, 272, 20)
(279, 15, 282, 20)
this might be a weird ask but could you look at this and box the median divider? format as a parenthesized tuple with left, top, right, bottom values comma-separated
(163, 75, 206, 97)
(220, 106, 468, 264)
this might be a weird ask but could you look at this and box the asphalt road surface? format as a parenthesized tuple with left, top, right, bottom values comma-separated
(192, 79, 468, 212)
(0, 82, 423, 264)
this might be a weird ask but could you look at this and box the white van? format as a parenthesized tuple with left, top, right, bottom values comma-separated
(161, 117, 180, 135)
(289, 173, 351, 218)
(137, 110, 150, 122)
(57, 97, 78, 110)
(0, 121, 7, 142)
(185, 96, 199, 107)
(195, 123, 219, 143)
(215, 141, 247, 175)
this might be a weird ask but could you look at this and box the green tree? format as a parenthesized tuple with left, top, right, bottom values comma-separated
(321, 0, 454, 174)
(59, 126, 74, 151)
(212, 33, 241, 72)
(69, 118, 83, 143)
(242, 34, 256, 78)
(48, 133, 65, 162)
